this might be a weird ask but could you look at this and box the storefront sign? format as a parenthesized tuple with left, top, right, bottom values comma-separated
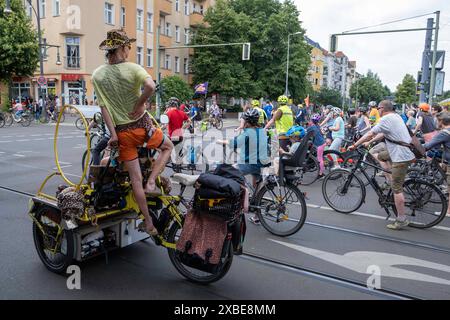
(62, 74, 81, 81)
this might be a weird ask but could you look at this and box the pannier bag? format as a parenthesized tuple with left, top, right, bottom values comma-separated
(176, 211, 230, 273)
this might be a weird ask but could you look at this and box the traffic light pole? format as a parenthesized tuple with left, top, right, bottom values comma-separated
(428, 11, 440, 104)
(330, 11, 441, 104)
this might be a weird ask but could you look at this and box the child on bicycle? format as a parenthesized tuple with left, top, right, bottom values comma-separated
(279, 125, 306, 158)
(307, 114, 326, 179)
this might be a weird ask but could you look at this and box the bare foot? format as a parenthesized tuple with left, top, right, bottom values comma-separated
(145, 221, 158, 236)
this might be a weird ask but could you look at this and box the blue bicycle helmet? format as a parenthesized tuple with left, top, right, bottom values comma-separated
(286, 125, 306, 138)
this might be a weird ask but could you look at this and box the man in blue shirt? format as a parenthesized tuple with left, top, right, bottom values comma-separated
(263, 101, 273, 120)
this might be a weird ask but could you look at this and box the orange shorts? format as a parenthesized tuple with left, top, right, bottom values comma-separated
(117, 127, 164, 162)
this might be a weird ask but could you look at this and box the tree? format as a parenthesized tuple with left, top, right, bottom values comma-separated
(349, 70, 388, 104)
(395, 74, 417, 105)
(0, 0, 40, 83)
(160, 76, 194, 106)
(311, 87, 342, 107)
(190, 0, 311, 101)
(438, 90, 450, 102)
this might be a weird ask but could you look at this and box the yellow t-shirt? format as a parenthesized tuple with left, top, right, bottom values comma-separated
(369, 108, 380, 125)
(92, 62, 151, 126)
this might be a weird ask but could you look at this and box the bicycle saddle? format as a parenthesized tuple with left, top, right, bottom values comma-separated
(171, 173, 200, 186)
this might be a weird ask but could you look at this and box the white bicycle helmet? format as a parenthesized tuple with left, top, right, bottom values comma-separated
(368, 101, 377, 107)
(331, 107, 342, 116)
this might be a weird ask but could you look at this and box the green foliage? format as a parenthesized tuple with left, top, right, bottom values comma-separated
(0, 0, 40, 82)
(310, 87, 342, 107)
(395, 74, 417, 105)
(160, 76, 194, 106)
(350, 70, 389, 103)
(438, 90, 450, 102)
(190, 0, 311, 100)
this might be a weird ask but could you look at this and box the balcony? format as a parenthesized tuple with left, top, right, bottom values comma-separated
(64, 56, 81, 69)
(159, 34, 172, 48)
(158, 0, 172, 16)
(190, 12, 203, 27)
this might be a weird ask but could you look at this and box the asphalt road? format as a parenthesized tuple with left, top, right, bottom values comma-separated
(1, 118, 449, 300)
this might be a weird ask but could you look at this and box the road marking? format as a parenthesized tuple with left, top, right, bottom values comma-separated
(0, 141, 12, 143)
(270, 240, 450, 286)
(16, 139, 30, 142)
(33, 138, 46, 141)
(53, 165, 72, 169)
(307, 204, 450, 232)
(59, 161, 71, 165)
(31, 134, 41, 137)
(13, 154, 25, 157)
(3, 136, 12, 138)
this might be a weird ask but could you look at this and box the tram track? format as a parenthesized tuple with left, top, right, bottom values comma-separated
(240, 252, 422, 300)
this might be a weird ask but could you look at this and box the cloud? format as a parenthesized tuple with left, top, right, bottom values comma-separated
(295, 0, 450, 93)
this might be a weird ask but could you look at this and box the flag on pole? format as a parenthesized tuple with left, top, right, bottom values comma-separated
(304, 95, 310, 107)
(194, 82, 209, 95)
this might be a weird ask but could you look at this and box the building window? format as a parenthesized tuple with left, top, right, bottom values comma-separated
(184, 0, 189, 15)
(165, 55, 171, 69)
(175, 26, 180, 43)
(104, 3, 114, 25)
(11, 82, 31, 101)
(120, 7, 126, 27)
(175, 0, 180, 12)
(165, 22, 171, 36)
(175, 56, 180, 73)
(40, 0, 46, 18)
(137, 9, 143, 30)
(200, 5, 204, 14)
(184, 28, 189, 44)
(53, 0, 60, 16)
(137, 47, 143, 65)
(25, 1, 32, 18)
(184, 58, 189, 74)
(65, 37, 80, 69)
(147, 13, 153, 33)
(147, 49, 153, 67)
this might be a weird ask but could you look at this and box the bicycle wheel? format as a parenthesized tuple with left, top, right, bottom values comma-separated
(167, 220, 233, 284)
(75, 118, 85, 130)
(322, 169, 366, 214)
(296, 157, 320, 186)
(214, 118, 223, 130)
(20, 115, 32, 127)
(4, 113, 13, 126)
(0, 117, 4, 128)
(254, 181, 307, 237)
(393, 179, 447, 229)
(90, 134, 100, 148)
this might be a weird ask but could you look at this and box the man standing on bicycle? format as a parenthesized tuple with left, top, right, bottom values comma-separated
(351, 100, 415, 230)
(92, 29, 173, 236)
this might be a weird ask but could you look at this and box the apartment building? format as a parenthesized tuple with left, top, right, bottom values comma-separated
(5, 0, 214, 106)
(305, 37, 324, 92)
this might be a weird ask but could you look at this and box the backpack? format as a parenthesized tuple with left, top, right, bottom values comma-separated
(176, 211, 231, 274)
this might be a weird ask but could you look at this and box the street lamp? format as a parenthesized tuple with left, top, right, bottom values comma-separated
(4, 0, 12, 14)
(285, 31, 302, 96)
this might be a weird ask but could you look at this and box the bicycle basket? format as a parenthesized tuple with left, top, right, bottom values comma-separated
(193, 190, 243, 221)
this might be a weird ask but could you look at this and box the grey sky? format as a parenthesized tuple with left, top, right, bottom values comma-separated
(295, 0, 450, 93)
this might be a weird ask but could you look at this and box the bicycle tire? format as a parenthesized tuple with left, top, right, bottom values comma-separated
(75, 118, 85, 130)
(20, 115, 32, 127)
(167, 220, 233, 284)
(40, 114, 49, 124)
(254, 182, 307, 237)
(0, 117, 4, 128)
(391, 179, 447, 229)
(4, 113, 13, 126)
(214, 119, 223, 130)
(90, 134, 100, 148)
(323, 150, 345, 177)
(296, 157, 320, 186)
(322, 169, 366, 214)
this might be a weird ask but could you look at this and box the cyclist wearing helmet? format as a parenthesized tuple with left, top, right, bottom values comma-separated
(356, 106, 371, 135)
(368, 101, 380, 125)
(165, 97, 191, 165)
(328, 107, 345, 169)
(295, 104, 306, 126)
(308, 114, 326, 178)
(319, 105, 335, 144)
(345, 108, 358, 138)
(251, 99, 268, 126)
(265, 95, 294, 153)
(218, 109, 269, 188)
(280, 125, 306, 157)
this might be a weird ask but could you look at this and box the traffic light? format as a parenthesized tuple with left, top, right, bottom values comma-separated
(330, 35, 338, 53)
(242, 43, 251, 61)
